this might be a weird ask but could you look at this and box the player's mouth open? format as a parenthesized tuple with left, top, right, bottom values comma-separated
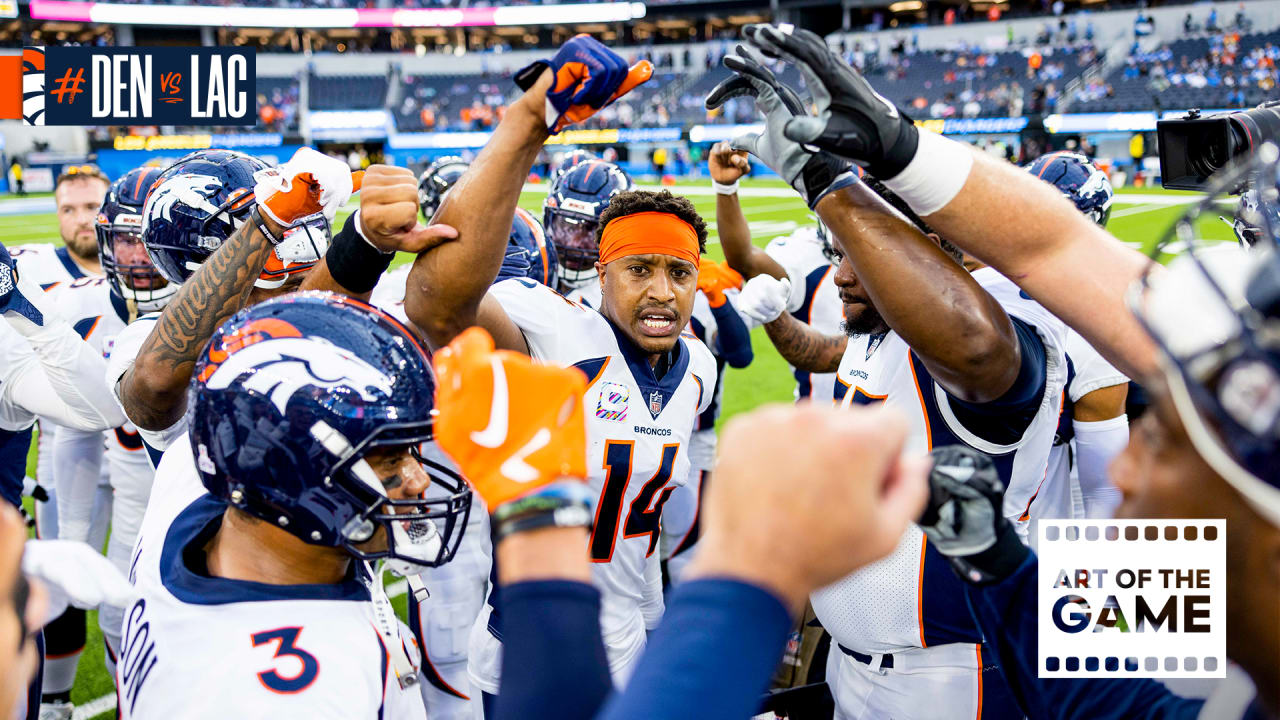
(638, 311, 676, 336)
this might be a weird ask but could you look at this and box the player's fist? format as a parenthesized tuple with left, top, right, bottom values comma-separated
(359, 165, 458, 254)
(708, 141, 751, 185)
(689, 403, 929, 610)
(736, 273, 791, 324)
(253, 146, 358, 228)
(696, 260, 744, 308)
(433, 327, 589, 510)
(514, 34, 653, 134)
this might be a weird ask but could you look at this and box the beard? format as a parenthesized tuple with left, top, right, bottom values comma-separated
(64, 231, 99, 260)
(841, 306, 888, 337)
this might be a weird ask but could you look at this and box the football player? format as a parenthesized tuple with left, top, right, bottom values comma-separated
(394, 37, 673, 702)
(48, 167, 173, 686)
(549, 148, 597, 185)
(7, 165, 112, 720)
(543, 158, 634, 302)
(118, 293, 471, 719)
(1021, 152, 1129, 527)
(709, 141, 846, 402)
(711, 50, 1061, 719)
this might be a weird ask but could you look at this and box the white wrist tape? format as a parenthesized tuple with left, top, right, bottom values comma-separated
(712, 179, 740, 196)
(882, 130, 973, 216)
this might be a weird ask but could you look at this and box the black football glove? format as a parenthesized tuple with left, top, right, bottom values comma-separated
(918, 445, 1029, 586)
(705, 45, 856, 209)
(741, 24, 920, 180)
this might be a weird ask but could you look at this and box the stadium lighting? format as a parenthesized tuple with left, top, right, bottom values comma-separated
(28, 0, 646, 29)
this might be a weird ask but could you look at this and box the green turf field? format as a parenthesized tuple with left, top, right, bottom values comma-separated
(1, 179, 1230, 719)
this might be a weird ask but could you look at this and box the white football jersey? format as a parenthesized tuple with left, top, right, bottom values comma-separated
(563, 281, 602, 310)
(10, 243, 99, 487)
(475, 278, 716, 684)
(107, 312, 181, 462)
(817, 267, 1066, 653)
(1033, 328, 1130, 530)
(120, 440, 426, 720)
(764, 227, 842, 402)
(368, 265, 412, 324)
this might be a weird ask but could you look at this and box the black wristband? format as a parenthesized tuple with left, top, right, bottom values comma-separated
(492, 491, 593, 544)
(251, 206, 283, 245)
(325, 211, 394, 295)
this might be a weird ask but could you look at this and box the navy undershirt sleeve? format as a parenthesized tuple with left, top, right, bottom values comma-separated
(709, 300, 753, 369)
(947, 317, 1048, 446)
(494, 580, 612, 720)
(965, 552, 1204, 720)
(597, 578, 793, 720)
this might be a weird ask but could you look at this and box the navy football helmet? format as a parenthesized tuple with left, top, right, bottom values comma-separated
(1025, 152, 1115, 227)
(1131, 145, 1280, 528)
(543, 160, 633, 289)
(97, 166, 176, 313)
(189, 292, 472, 572)
(143, 149, 330, 290)
(496, 207, 559, 287)
(418, 156, 469, 221)
(549, 148, 597, 185)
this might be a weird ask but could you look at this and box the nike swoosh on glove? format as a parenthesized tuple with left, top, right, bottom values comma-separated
(742, 24, 920, 180)
(737, 273, 792, 325)
(705, 45, 856, 209)
(0, 241, 50, 328)
(432, 327, 590, 511)
(23, 539, 137, 623)
(918, 445, 1028, 585)
(253, 146, 363, 228)
(514, 34, 653, 134)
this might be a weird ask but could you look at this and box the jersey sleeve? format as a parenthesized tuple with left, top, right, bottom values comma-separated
(686, 338, 719, 416)
(1064, 328, 1129, 403)
(2, 312, 126, 431)
(964, 552, 1205, 720)
(106, 315, 186, 453)
(487, 278, 585, 363)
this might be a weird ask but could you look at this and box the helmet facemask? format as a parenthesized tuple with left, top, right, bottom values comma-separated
(1130, 146, 1280, 528)
(547, 210, 600, 288)
(97, 213, 176, 313)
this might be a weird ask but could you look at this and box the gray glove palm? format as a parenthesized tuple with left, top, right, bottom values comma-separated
(705, 46, 855, 209)
(919, 445, 1029, 585)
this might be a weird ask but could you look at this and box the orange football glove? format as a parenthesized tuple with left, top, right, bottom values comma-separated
(697, 260, 745, 308)
(433, 327, 589, 510)
(253, 147, 363, 227)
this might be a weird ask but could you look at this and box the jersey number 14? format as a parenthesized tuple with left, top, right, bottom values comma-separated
(589, 442, 679, 562)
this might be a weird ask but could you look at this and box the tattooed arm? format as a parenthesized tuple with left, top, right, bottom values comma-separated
(763, 312, 847, 374)
(117, 218, 279, 431)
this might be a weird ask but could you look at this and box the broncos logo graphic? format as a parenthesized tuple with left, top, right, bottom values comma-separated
(204, 335, 396, 413)
(142, 174, 230, 234)
(22, 47, 45, 127)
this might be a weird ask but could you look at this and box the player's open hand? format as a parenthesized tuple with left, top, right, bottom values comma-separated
(359, 164, 458, 254)
(689, 403, 929, 612)
(696, 260, 744, 308)
(433, 327, 589, 510)
(708, 142, 751, 185)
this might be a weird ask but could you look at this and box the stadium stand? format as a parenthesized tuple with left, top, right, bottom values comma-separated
(1071, 28, 1280, 112)
(256, 76, 301, 131)
(309, 73, 389, 110)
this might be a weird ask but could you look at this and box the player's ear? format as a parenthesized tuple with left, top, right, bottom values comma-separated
(595, 261, 606, 290)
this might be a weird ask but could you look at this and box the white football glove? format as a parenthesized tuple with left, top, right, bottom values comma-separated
(737, 274, 792, 325)
(252, 146, 356, 226)
(22, 540, 136, 621)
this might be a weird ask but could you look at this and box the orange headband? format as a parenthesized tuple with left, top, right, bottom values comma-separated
(598, 212, 700, 269)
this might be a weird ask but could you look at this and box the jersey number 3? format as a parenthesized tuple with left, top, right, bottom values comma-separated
(589, 441, 679, 562)
(251, 627, 319, 694)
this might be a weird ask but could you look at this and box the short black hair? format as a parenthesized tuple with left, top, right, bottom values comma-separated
(862, 176, 965, 265)
(596, 189, 708, 255)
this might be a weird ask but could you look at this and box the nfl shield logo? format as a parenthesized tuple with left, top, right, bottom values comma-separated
(649, 390, 663, 415)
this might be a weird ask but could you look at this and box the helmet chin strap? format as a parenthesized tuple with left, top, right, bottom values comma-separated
(368, 560, 421, 690)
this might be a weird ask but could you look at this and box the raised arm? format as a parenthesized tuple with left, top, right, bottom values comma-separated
(406, 37, 652, 351)
(119, 218, 276, 431)
(709, 143, 787, 281)
(742, 24, 1156, 380)
(763, 312, 846, 374)
(817, 184, 1021, 403)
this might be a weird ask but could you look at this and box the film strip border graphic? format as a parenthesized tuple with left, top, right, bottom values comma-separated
(1037, 520, 1226, 679)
